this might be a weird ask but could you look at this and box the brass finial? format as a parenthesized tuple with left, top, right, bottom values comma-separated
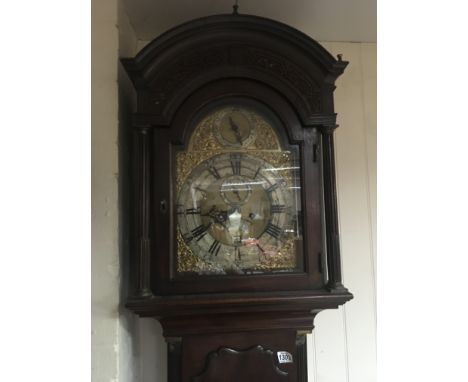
(233, 0, 239, 15)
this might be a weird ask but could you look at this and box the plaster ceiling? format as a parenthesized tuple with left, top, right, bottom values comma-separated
(123, 0, 376, 43)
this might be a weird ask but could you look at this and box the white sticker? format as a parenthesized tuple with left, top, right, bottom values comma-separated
(277, 351, 293, 364)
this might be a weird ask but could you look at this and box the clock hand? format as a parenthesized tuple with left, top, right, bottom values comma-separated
(201, 206, 228, 228)
(241, 217, 253, 224)
(233, 189, 242, 201)
(229, 116, 243, 145)
(242, 212, 259, 224)
(204, 205, 217, 216)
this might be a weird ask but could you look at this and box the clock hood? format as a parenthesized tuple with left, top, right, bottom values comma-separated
(121, 13, 348, 126)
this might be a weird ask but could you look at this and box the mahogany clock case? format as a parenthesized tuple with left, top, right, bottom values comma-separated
(121, 13, 352, 309)
(120, 12, 353, 382)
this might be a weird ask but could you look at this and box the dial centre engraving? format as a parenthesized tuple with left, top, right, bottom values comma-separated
(220, 175, 253, 205)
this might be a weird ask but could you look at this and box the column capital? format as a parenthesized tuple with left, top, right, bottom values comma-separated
(319, 124, 339, 134)
(133, 124, 151, 134)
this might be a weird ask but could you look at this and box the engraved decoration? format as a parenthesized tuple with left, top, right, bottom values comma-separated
(176, 105, 303, 275)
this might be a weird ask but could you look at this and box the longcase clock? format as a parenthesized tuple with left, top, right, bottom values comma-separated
(122, 11, 353, 382)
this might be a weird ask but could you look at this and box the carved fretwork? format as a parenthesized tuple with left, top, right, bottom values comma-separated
(192, 345, 288, 382)
(242, 47, 322, 114)
(146, 44, 322, 118)
(149, 47, 229, 110)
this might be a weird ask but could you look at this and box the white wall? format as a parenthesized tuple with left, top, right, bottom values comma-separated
(92, 1, 141, 381)
(91, 0, 120, 380)
(117, 2, 141, 382)
(127, 40, 377, 382)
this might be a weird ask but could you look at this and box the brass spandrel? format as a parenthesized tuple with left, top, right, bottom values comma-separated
(176, 150, 224, 194)
(188, 114, 220, 152)
(176, 228, 225, 274)
(252, 116, 280, 150)
(251, 238, 298, 271)
(176, 228, 199, 273)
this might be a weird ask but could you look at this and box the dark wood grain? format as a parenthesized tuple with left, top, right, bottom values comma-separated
(167, 337, 182, 382)
(121, 14, 347, 126)
(182, 331, 297, 382)
(127, 290, 351, 321)
(192, 346, 288, 382)
(134, 126, 153, 297)
(320, 124, 347, 292)
(295, 334, 308, 382)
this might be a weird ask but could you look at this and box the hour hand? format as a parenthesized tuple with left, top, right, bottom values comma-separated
(229, 117, 243, 145)
(233, 189, 242, 201)
(201, 206, 228, 227)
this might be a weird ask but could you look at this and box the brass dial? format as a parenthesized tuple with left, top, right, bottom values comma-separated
(213, 107, 257, 147)
(177, 153, 294, 273)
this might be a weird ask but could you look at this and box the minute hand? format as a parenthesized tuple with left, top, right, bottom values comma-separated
(229, 117, 243, 145)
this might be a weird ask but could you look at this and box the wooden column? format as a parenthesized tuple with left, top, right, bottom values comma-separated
(134, 125, 152, 297)
(320, 124, 346, 292)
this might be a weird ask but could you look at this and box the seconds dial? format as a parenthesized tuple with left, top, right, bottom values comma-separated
(213, 108, 257, 147)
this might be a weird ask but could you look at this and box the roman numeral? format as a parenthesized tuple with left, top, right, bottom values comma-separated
(230, 154, 242, 175)
(265, 223, 283, 239)
(185, 224, 211, 243)
(208, 166, 221, 179)
(254, 166, 262, 179)
(271, 205, 286, 214)
(208, 240, 221, 257)
(177, 206, 201, 215)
